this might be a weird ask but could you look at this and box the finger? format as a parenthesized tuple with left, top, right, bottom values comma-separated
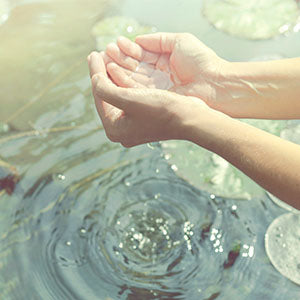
(106, 43, 139, 71)
(106, 62, 145, 88)
(88, 52, 121, 123)
(135, 32, 178, 53)
(100, 51, 113, 66)
(117, 36, 160, 64)
(108, 62, 158, 88)
(88, 51, 107, 78)
(92, 74, 133, 111)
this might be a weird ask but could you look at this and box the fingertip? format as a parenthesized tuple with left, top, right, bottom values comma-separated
(106, 42, 118, 52)
(117, 36, 127, 43)
(135, 34, 144, 41)
(89, 51, 99, 59)
(135, 35, 142, 43)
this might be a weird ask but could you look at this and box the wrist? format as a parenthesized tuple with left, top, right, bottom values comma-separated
(177, 97, 233, 151)
(210, 61, 267, 118)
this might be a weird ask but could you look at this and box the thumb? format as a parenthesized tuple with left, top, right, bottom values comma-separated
(92, 74, 133, 111)
(135, 32, 178, 53)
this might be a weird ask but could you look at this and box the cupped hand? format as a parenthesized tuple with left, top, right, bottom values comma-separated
(87, 51, 210, 147)
(102, 32, 227, 106)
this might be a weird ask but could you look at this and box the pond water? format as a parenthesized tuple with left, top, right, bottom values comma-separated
(0, 0, 300, 299)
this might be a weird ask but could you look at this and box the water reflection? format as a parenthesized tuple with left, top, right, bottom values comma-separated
(1, 0, 300, 299)
(1, 130, 299, 299)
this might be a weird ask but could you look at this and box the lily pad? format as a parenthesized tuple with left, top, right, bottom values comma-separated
(91, 16, 155, 50)
(265, 213, 300, 285)
(203, 0, 300, 40)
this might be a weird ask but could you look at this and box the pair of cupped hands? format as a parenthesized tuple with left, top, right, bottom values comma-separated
(87, 32, 227, 147)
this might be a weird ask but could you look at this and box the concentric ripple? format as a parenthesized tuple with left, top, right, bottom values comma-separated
(85, 178, 216, 293)
(1, 124, 300, 300)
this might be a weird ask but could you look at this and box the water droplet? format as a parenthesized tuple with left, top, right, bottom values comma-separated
(248, 246, 254, 258)
(164, 154, 171, 160)
(79, 228, 86, 234)
(171, 164, 178, 172)
(127, 25, 133, 33)
(214, 240, 220, 247)
(58, 174, 66, 180)
(210, 194, 216, 200)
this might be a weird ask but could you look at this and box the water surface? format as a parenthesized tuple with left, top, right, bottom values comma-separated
(1, 1, 300, 299)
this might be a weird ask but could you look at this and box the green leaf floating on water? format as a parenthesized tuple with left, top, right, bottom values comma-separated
(265, 213, 300, 285)
(92, 16, 155, 50)
(162, 119, 287, 200)
(203, 0, 300, 40)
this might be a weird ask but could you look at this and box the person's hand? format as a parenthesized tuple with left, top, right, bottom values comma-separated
(101, 32, 227, 109)
(87, 51, 211, 147)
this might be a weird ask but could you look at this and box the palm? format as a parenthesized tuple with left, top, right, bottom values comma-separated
(103, 34, 219, 101)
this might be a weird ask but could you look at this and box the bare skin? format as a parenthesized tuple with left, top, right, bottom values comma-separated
(88, 32, 300, 210)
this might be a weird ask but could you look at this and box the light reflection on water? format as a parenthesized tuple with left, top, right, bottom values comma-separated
(0, 0, 300, 299)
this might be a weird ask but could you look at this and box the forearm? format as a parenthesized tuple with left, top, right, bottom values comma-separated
(213, 58, 300, 119)
(183, 107, 300, 210)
